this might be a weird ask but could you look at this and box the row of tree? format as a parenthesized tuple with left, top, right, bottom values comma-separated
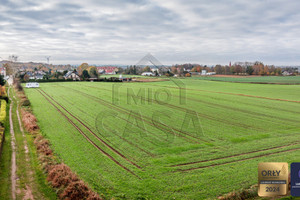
(173, 62, 298, 76)
(212, 63, 283, 76)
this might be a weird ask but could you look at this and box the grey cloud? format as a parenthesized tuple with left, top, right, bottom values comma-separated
(0, 0, 300, 65)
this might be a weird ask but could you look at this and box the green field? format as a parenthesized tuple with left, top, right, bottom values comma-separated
(24, 79, 300, 199)
(192, 75, 300, 84)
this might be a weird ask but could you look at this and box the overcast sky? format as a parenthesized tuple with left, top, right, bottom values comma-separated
(1, 0, 300, 65)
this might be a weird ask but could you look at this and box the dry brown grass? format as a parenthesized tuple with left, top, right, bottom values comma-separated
(47, 164, 102, 200)
(217, 185, 258, 200)
(60, 180, 90, 200)
(47, 164, 79, 188)
(21, 109, 39, 132)
(34, 136, 52, 156)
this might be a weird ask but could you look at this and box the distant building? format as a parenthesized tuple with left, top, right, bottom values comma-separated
(97, 66, 118, 74)
(201, 70, 207, 75)
(64, 71, 80, 80)
(201, 70, 216, 76)
(282, 71, 292, 76)
(35, 74, 44, 80)
(141, 72, 154, 76)
(0, 67, 6, 77)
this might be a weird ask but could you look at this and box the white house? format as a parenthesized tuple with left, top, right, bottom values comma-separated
(64, 71, 80, 80)
(26, 82, 39, 88)
(282, 71, 292, 76)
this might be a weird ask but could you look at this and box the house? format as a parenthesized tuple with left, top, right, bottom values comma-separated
(282, 71, 292, 76)
(97, 66, 118, 74)
(141, 72, 154, 76)
(26, 72, 35, 79)
(35, 73, 44, 80)
(151, 68, 159, 73)
(64, 71, 80, 80)
(0, 67, 6, 77)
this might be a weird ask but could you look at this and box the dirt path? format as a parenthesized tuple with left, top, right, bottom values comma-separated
(13, 94, 34, 200)
(8, 82, 35, 200)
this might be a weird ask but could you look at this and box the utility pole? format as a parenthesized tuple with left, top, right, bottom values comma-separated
(46, 56, 51, 65)
(8, 55, 18, 77)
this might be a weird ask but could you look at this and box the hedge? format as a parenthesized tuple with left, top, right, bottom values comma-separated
(0, 86, 8, 102)
(0, 99, 5, 157)
(21, 79, 76, 83)
(0, 100, 6, 126)
(0, 127, 4, 156)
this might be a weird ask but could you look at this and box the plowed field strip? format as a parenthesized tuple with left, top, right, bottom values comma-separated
(37, 89, 141, 177)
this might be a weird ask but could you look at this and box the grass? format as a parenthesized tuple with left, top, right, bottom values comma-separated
(0, 101, 12, 199)
(24, 79, 300, 199)
(191, 75, 300, 84)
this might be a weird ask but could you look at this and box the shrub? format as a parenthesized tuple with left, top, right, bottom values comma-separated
(35, 137, 52, 156)
(47, 164, 79, 188)
(15, 80, 24, 91)
(1, 86, 6, 96)
(21, 109, 39, 132)
(21, 99, 31, 106)
(0, 127, 4, 155)
(47, 164, 102, 200)
(60, 180, 90, 200)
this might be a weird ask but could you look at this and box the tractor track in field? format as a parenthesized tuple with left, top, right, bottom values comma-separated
(59, 85, 204, 144)
(170, 142, 300, 167)
(57, 98, 155, 159)
(37, 89, 141, 178)
(175, 146, 300, 172)
(138, 94, 266, 132)
(64, 85, 204, 144)
(56, 92, 159, 157)
(169, 93, 300, 125)
(82, 84, 265, 133)
(39, 89, 142, 170)
(68, 104, 156, 157)
(148, 84, 300, 104)
(148, 82, 300, 116)
(57, 85, 179, 145)
(183, 89, 300, 116)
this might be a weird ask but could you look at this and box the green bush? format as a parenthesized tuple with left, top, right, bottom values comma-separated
(0, 100, 7, 125)
(21, 99, 31, 106)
